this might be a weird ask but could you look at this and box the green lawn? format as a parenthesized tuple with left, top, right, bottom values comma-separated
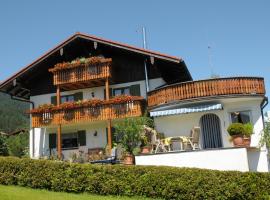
(0, 185, 154, 200)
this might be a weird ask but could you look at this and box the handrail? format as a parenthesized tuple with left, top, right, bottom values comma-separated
(31, 99, 144, 127)
(148, 77, 265, 108)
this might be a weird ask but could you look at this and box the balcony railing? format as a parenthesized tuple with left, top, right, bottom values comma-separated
(31, 99, 144, 128)
(148, 77, 265, 108)
(49, 57, 112, 86)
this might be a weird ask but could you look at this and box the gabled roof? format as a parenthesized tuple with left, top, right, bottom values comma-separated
(0, 32, 184, 87)
(0, 32, 192, 99)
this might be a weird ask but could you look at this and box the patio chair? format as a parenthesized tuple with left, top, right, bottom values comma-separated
(90, 147, 120, 165)
(183, 126, 201, 150)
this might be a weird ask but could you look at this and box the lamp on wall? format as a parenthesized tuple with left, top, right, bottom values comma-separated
(93, 131, 98, 137)
(91, 92, 95, 98)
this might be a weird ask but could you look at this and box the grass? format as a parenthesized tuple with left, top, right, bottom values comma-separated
(0, 185, 155, 200)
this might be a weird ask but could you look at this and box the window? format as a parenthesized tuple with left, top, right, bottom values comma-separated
(61, 95, 74, 103)
(230, 111, 251, 124)
(113, 87, 130, 96)
(112, 84, 140, 97)
(62, 133, 78, 149)
(49, 130, 86, 150)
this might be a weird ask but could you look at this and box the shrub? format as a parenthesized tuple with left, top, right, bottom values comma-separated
(227, 123, 245, 136)
(243, 123, 253, 137)
(0, 157, 269, 199)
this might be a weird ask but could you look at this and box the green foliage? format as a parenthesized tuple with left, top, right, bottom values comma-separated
(6, 133, 29, 157)
(227, 123, 245, 136)
(0, 136, 8, 156)
(114, 117, 153, 155)
(243, 123, 253, 137)
(260, 122, 270, 149)
(0, 93, 30, 157)
(0, 93, 29, 133)
(0, 157, 270, 199)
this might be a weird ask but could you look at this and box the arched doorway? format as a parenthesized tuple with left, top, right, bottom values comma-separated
(200, 113, 223, 149)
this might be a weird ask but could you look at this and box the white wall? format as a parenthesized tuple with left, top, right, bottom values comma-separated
(153, 97, 265, 148)
(30, 78, 165, 107)
(247, 148, 269, 172)
(136, 148, 250, 172)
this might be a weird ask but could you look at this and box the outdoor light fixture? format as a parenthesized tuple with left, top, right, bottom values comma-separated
(93, 131, 98, 137)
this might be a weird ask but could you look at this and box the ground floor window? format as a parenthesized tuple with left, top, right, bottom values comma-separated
(49, 130, 86, 150)
(230, 111, 251, 124)
(62, 133, 78, 149)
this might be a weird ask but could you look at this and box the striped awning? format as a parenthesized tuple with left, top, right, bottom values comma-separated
(150, 104, 223, 117)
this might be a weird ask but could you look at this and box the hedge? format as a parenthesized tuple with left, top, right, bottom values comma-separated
(0, 157, 269, 199)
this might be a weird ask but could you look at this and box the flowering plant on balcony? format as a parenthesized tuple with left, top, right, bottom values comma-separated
(29, 104, 54, 114)
(48, 56, 112, 73)
(106, 95, 143, 105)
(29, 95, 144, 114)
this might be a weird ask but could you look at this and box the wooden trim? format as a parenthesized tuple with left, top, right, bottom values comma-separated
(107, 120, 112, 153)
(57, 125, 62, 159)
(148, 77, 265, 108)
(105, 78, 109, 100)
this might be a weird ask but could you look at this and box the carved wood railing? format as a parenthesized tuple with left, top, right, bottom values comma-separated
(31, 100, 144, 127)
(49, 58, 112, 86)
(148, 77, 265, 108)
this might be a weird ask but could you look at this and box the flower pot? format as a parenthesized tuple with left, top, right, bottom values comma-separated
(232, 135, 245, 147)
(123, 154, 134, 165)
(243, 137, 251, 147)
(141, 146, 151, 154)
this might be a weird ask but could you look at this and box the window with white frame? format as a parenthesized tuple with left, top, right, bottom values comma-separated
(230, 111, 251, 124)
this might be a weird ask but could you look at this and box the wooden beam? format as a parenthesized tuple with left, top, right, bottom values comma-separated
(57, 124, 62, 159)
(105, 78, 109, 100)
(107, 120, 112, 152)
(56, 86, 62, 159)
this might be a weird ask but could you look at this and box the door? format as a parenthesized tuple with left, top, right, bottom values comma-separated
(200, 113, 223, 149)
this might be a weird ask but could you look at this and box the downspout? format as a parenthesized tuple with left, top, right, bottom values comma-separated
(10, 95, 35, 158)
(260, 96, 268, 129)
(142, 27, 150, 96)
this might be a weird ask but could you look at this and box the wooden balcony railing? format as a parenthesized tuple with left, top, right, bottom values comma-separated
(148, 77, 265, 108)
(49, 57, 112, 86)
(31, 99, 144, 128)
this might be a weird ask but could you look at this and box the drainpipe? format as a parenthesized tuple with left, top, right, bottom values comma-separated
(260, 96, 268, 130)
(142, 27, 150, 95)
(10, 95, 35, 158)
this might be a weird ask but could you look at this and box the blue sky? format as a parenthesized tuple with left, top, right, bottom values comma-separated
(0, 0, 269, 110)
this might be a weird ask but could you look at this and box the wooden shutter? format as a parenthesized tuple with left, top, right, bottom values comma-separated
(78, 130, 86, 146)
(74, 92, 83, 101)
(130, 84, 141, 96)
(49, 133, 56, 149)
(103, 88, 113, 99)
(51, 96, 57, 105)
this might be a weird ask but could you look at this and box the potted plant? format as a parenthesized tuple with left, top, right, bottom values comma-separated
(114, 117, 152, 164)
(227, 123, 245, 146)
(243, 123, 253, 146)
(227, 123, 253, 147)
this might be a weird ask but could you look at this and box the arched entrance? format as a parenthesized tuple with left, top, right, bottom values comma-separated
(200, 113, 223, 149)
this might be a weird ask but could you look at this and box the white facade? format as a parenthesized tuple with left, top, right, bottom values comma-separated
(153, 97, 264, 148)
(136, 147, 269, 172)
(29, 78, 165, 159)
(139, 96, 269, 172)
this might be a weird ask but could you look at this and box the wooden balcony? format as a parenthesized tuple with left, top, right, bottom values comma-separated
(49, 57, 112, 89)
(148, 77, 265, 108)
(31, 99, 144, 128)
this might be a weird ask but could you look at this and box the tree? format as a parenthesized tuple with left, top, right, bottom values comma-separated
(0, 135, 8, 156)
(6, 133, 29, 157)
(260, 122, 270, 149)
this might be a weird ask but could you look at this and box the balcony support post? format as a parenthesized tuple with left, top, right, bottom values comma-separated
(56, 86, 62, 159)
(105, 78, 112, 152)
